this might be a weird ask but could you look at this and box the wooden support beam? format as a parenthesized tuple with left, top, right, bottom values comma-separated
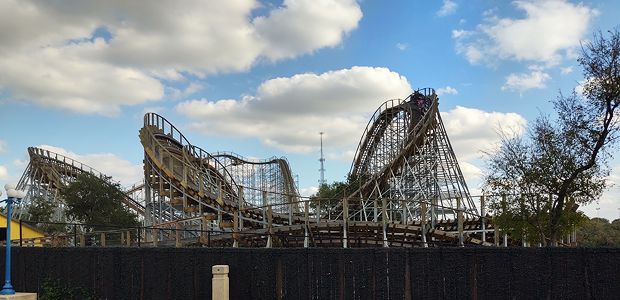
(237, 186, 244, 229)
(457, 198, 464, 247)
(480, 194, 486, 242)
(201, 217, 209, 246)
(266, 205, 273, 248)
(381, 198, 388, 248)
(304, 200, 309, 248)
(288, 195, 293, 225)
(373, 198, 378, 223)
(175, 223, 181, 248)
(233, 210, 239, 248)
(262, 191, 268, 229)
(502, 194, 507, 247)
(421, 201, 428, 248)
(343, 197, 348, 248)
(494, 217, 499, 247)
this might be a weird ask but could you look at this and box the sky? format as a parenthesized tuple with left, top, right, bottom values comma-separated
(0, 0, 619, 221)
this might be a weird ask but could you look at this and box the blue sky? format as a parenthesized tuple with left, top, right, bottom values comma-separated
(0, 0, 619, 220)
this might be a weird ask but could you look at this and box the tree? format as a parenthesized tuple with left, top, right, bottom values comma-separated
(309, 178, 365, 216)
(310, 181, 349, 216)
(484, 28, 620, 246)
(577, 217, 620, 247)
(26, 196, 67, 234)
(62, 173, 139, 232)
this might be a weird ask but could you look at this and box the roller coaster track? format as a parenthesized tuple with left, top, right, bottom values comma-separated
(211, 152, 300, 214)
(14, 90, 494, 247)
(347, 88, 477, 224)
(140, 113, 304, 237)
(14, 147, 145, 220)
(139, 89, 492, 247)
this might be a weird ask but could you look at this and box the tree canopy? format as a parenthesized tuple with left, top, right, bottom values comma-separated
(577, 217, 620, 247)
(484, 28, 620, 246)
(26, 195, 67, 234)
(62, 173, 139, 231)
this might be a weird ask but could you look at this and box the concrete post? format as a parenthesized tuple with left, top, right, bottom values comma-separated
(212, 265, 229, 300)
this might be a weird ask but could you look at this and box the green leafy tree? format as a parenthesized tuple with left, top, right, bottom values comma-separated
(309, 178, 366, 217)
(310, 181, 348, 215)
(484, 28, 620, 246)
(26, 196, 67, 234)
(577, 217, 620, 247)
(62, 173, 139, 231)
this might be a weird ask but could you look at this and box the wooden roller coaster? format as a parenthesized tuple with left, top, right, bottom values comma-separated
(16, 88, 497, 247)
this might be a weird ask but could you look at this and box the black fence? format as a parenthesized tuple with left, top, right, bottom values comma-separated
(2, 247, 619, 299)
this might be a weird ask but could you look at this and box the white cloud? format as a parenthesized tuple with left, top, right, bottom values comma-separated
(167, 82, 204, 101)
(436, 86, 458, 96)
(441, 106, 527, 161)
(13, 159, 27, 169)
(460, 161, 484, 195)
(326, 149, 356, 162)
(396, 43, 408, 51)
(300, 186, 319, 197)
(560, 66, 573, 75)
(254, 0, 362, 60)
(0, 45, 164, 116)
(38, 145, 142, 186)
(441, 106, 527, 197)
(0, 0, 363, 115)
(0, 165, 8, 180)
(453, 0, 597, 65)
(451, 29, 470, 39)
(176, 66, 413, 154)
(501, 71, 551, 92)
(437, 0, 458, 17)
